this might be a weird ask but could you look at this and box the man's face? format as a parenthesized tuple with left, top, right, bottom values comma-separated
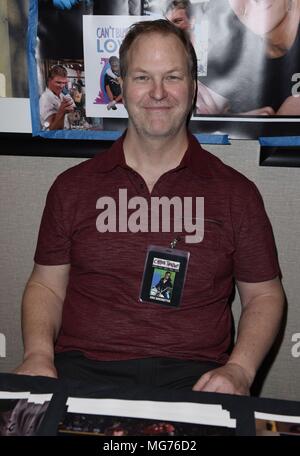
(111, 59, 120, 75)
(166, 7, 192, 31)
(48, 75, 68, 96)
(229, 0, 289, 35)
(122, 32, 195, 140)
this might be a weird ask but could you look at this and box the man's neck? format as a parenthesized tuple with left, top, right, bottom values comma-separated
(123, 127, 189, 193)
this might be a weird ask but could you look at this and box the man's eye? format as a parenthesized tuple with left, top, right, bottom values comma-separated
(134, 76, 149, 81)
(166, 75, 181, 81)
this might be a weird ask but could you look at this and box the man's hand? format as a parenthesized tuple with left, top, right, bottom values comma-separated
(196, 82, 230, 115)
(53, 0, 79, 10)
(239, 106, 275, 116)
(192, 362, 252, 395)
(14, 353, 58, 378)
(59, 98, 75, 114)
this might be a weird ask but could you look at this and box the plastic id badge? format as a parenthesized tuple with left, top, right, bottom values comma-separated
(140, 245, 190, 308)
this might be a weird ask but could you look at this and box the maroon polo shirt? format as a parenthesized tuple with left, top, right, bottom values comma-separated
(34, 132, 280, 364)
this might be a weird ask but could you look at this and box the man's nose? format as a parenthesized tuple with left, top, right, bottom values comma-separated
(149, 79, 167, 100)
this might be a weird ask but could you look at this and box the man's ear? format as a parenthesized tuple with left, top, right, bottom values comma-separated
(193, 80, 197, 98)
(120, 78, 126, 109)
(188, 79, 197, 121)
(192, 79, 197, 106)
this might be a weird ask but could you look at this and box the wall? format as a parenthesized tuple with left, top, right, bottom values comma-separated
(0, 139, 299, 401)
(0, 0, 29, 98)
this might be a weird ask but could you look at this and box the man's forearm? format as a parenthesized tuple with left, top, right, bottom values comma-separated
(227, 289, 285, 385)
(22, 281, 63, 361)
(49, 112, 65, 130)
(193, 279, 285, 394)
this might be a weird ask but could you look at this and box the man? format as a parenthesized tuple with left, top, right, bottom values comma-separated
(153, 271, 173, 301)
(16, 20, 284, 395)
(39, 65, 75, 130)
(105, 56, 122, 111)
(165, 0, 194, 33)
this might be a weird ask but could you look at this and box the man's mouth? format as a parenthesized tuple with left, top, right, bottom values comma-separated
(143, 105, 172, 110)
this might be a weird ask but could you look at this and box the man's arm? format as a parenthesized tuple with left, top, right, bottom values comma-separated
(193, 277, 285, 395)
(14, 263, 70, 378)
(196, 82, 230, 115)
(196, 81, 275, 116)
(105, 84, 114, 102)
(276, 96, 300, 116)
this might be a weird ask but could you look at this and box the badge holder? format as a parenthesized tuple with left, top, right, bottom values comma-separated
(140, 240, 190, 308)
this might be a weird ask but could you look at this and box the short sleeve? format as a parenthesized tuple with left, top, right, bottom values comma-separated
(233, 183, 280, 282)
(34, 179, 72, 265)
(39, 93, 57, 126)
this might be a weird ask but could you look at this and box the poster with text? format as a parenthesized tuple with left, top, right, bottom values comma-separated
(83, 15, 150, 118)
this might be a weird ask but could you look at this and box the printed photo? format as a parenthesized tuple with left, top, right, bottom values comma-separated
(82, 14, 154, 118)
(38, 60, 103, 131)
(0, 398, 50, 436)
(194, 0, 300, 117)
(150, 268, 175, 303)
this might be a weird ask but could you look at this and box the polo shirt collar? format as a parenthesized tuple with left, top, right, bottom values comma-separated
(96, 130, 212, 178)
(95, 132, 127, 173)
(180, 132, 212, 179)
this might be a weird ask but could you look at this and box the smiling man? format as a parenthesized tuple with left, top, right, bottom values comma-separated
(16, 20, 284, 396)
(120, 24, 196, 187)
(39, 64, 75, 130)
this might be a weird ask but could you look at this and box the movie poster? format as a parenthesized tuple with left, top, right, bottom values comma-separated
(28, 0, 300, 140)
(83, 15, 149, 119)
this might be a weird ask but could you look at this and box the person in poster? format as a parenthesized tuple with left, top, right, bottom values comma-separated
(165, 1, 195, 34)
(154, 271, 173, 300)
(196, 0, 300, 116)
(39, 64, 75, 130)
(104, 56, 123, 111)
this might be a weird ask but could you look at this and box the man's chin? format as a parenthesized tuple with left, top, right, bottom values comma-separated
(142, 127, 179, 140)
(142, 120, 183, 138)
